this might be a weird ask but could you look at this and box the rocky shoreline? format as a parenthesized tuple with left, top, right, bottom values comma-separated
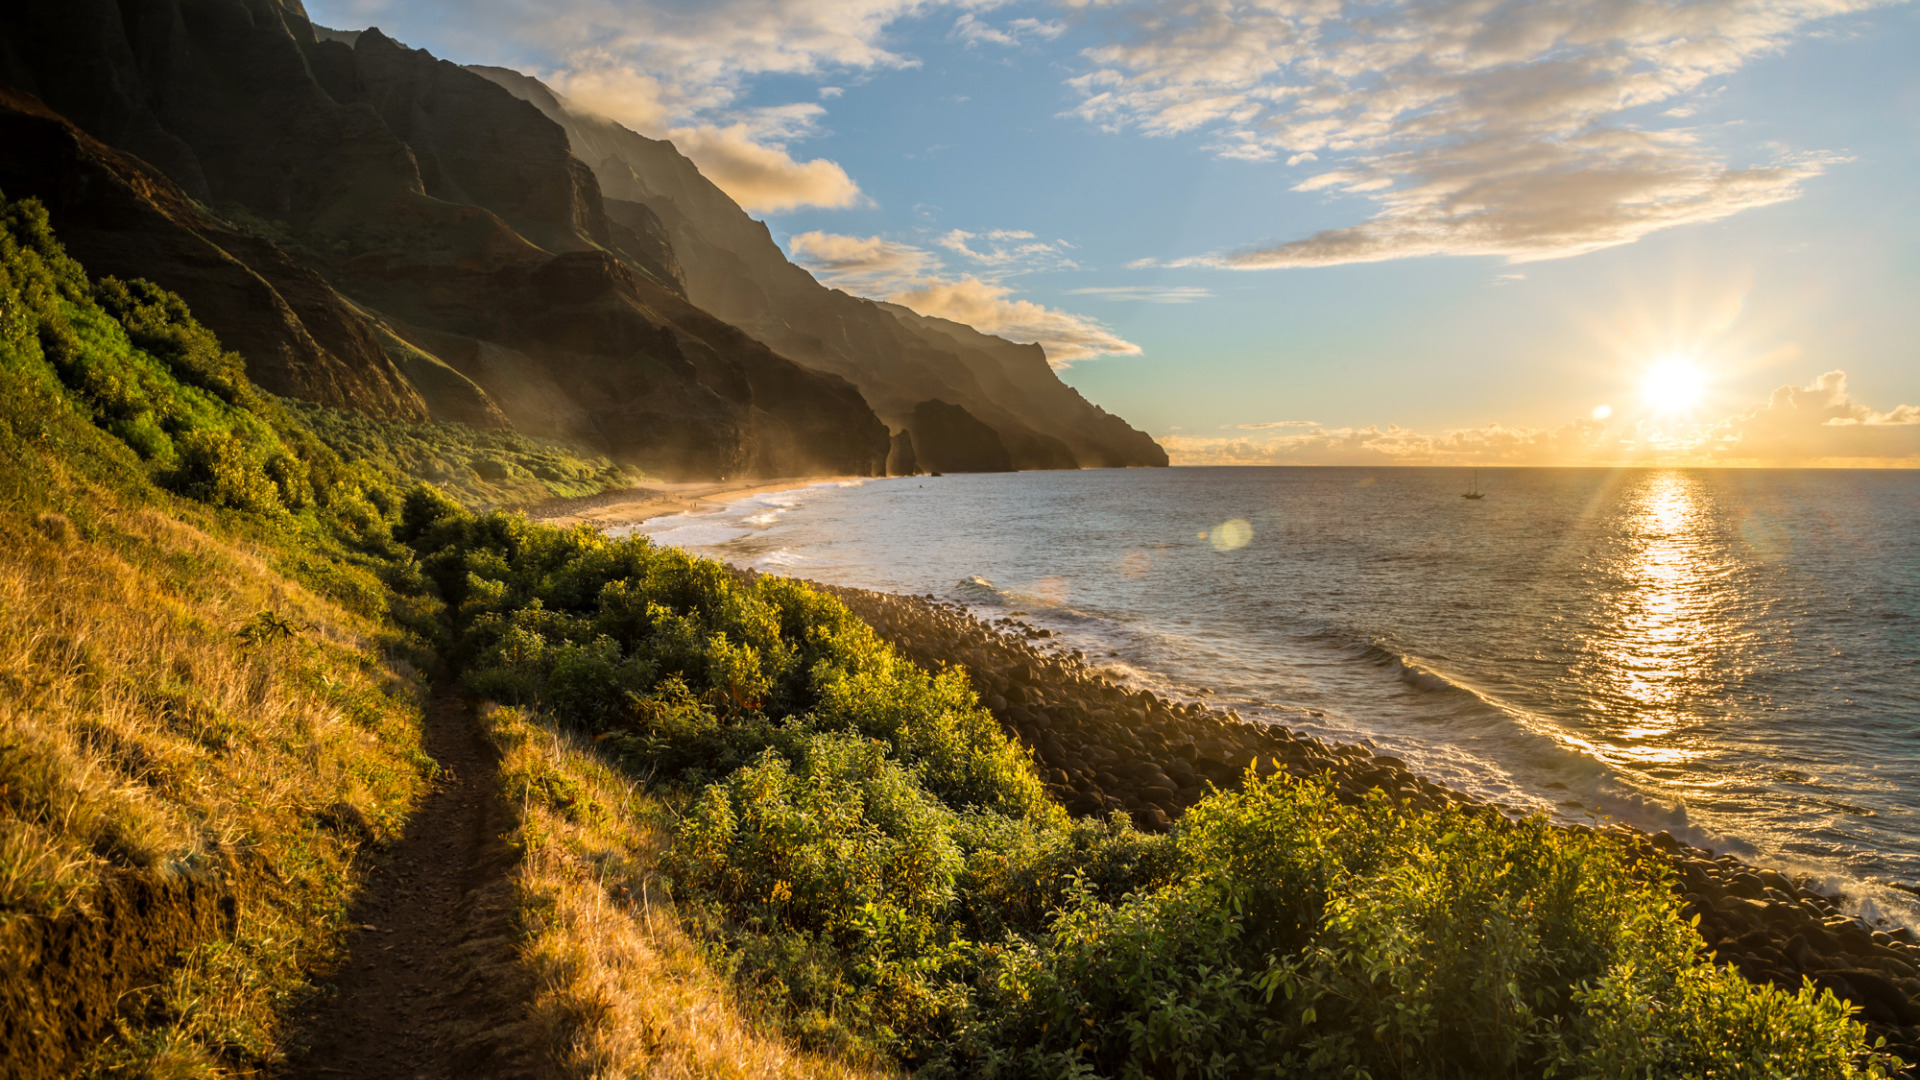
(812, 581, 1920, 1074)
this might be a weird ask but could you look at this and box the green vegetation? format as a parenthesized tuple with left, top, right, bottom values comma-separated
(0, 190, 436, 1075)
(283, 399, 639, 510)
(404, 493, 1893, 1077)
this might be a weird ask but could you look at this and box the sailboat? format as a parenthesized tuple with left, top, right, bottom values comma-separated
(1462, 470, 1485, 500)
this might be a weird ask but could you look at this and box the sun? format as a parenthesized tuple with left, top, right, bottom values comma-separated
(1642, 357, 1708, 416)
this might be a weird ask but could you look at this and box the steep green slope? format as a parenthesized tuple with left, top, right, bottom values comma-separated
(0, 187, 880, 1077)
(0, 190, 436, 1076)
(404, 504, 1893, 1077)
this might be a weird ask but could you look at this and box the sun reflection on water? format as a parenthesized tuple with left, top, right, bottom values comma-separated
(1586, 472, 1732, 770)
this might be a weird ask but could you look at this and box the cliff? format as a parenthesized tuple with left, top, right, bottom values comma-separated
(471, 66, 1170, 471)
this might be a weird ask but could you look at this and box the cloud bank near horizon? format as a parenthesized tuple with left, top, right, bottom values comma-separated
(1164, 371, 1920, 467)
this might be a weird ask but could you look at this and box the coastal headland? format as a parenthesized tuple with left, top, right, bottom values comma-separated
(807, 578, 1920, 1070)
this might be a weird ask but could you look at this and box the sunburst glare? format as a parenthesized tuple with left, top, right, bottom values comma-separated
(1642, 357, 1708, 416)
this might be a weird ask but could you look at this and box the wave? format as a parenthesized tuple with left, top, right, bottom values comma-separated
(953, 575, 1005, 603)
(1344, 639, 1478, 695)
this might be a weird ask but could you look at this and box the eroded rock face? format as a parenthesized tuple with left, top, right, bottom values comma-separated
(319, 28, 612, 256)
(356, 251, 888, 478)
(909, 399, 1014, 473)
(887, 429, 919, 476)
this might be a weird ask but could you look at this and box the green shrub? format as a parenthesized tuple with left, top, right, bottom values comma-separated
(172, 428, 283, 513)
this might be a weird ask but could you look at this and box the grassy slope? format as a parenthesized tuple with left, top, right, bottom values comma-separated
(281, 399, 643, 511)
(0, 194, 434, 1074)
(403, 499, 1894, 1079)
(488, 705, 895, 1077)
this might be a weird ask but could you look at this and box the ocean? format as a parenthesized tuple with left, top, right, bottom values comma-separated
(632, 467, 1920, 923)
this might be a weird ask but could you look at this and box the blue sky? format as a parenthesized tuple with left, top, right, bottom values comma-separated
(307, 0, 1920, 465)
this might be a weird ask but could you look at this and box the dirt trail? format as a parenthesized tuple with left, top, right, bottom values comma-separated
(284, 682, 541, 1080)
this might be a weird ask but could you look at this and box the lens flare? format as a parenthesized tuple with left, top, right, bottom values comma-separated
(1209, 519, 1253, 552)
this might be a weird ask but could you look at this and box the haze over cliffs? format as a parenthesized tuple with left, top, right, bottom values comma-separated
(0, 0, 1165, 479)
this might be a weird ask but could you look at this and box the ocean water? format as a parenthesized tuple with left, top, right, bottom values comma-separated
(634, 467, 1920, 923)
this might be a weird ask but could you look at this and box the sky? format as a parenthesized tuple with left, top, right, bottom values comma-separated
(305, 0, 1920, 466)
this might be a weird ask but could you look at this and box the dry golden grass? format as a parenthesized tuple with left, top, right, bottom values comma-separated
(485, 706, 898, 1080)
(0, 497, 432, 1073)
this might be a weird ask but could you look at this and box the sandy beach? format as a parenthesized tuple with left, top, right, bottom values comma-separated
(517, 476, 865, 529)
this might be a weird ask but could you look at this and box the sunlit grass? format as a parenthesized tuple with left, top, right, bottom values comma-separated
(488, 704, 897, 1079)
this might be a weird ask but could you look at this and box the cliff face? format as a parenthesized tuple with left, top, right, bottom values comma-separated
(470, 67, 1170, 471)
(0, 0, 888, 478)
(0, 0, 1160, 479)
(910, 400, 1015, 474)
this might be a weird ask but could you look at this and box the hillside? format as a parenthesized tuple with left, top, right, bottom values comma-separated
(0, 0, 1164, 481)
(0, 186, 879, 1077)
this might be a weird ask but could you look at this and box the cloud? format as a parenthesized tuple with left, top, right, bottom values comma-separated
(787, 230, 943, 293)
(953, 13, 1068, 47)
(937, 228, 1079, 270)
(1067, 0, 1889, 264)
(1164, 370, 1920, 466)
(787, 229, 1142, 367)
(1706, 370, 1920, 464)
(664, 121, 863, 213)
(1195, 138, 1833, 268)
(890, 277, 1143, 366)
(1067, 285, 1212, 303)
(1237, 419, 1320, 429)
